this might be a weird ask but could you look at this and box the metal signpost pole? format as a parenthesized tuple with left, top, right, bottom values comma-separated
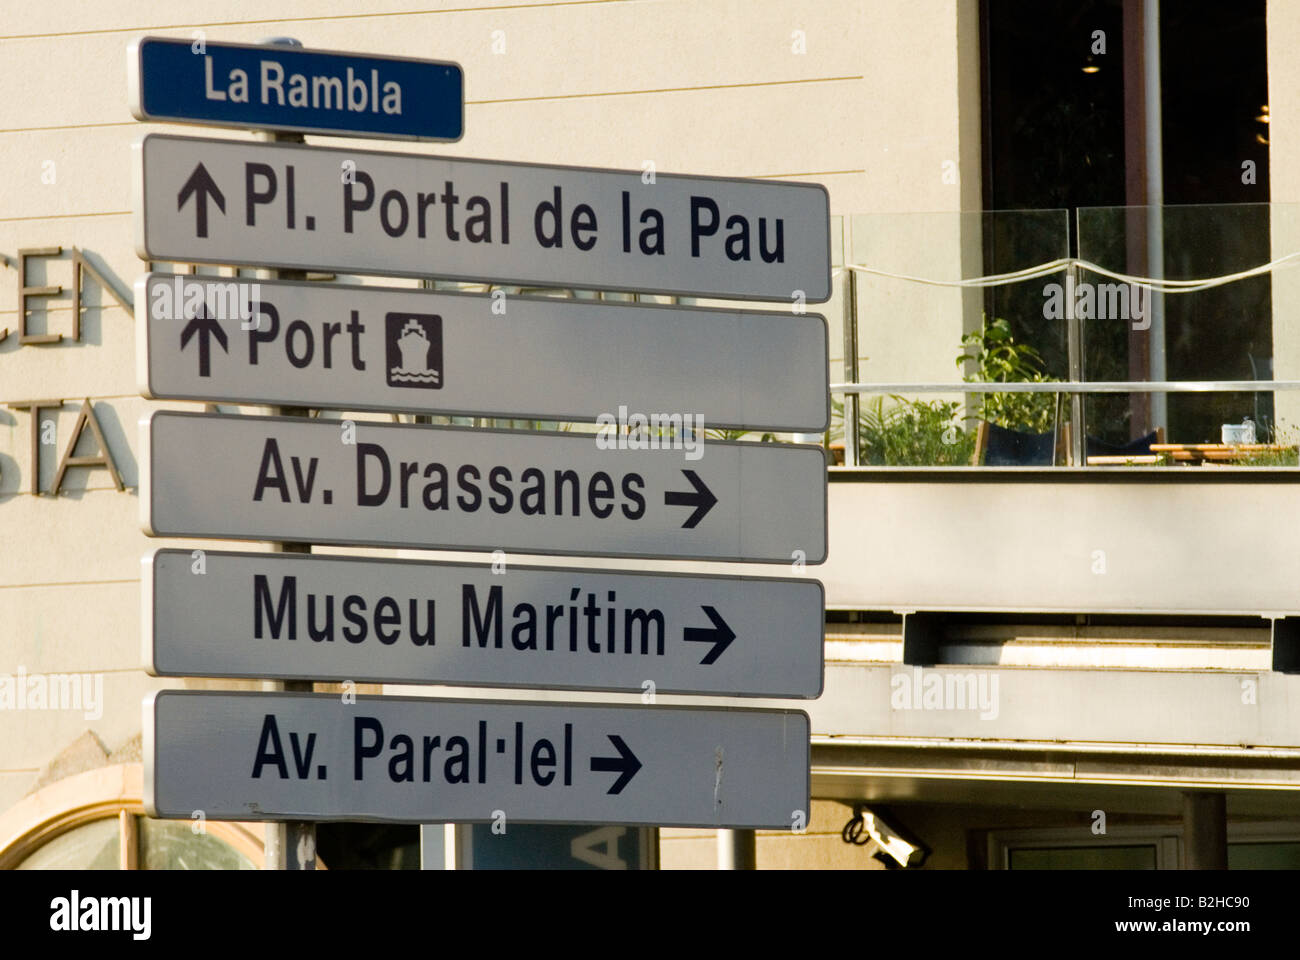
(844, 256, 861, 467)
(257, 36, 315, 873)
(716, 829, 756, 870)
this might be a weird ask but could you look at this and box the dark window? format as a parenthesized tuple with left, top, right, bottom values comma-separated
(981, 0, 1271, 444)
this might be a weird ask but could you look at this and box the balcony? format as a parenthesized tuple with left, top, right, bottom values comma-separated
(822, 203, 1300, 635)
(830, 204, 1300, 470)
(808, 205, 1300, 800)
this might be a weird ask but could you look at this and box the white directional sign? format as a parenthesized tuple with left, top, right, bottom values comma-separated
(136, 273, 830, 432)
(144, 691, 811, 828)
(140, 411, 828, 563)
(144, 549, 825, 697)
(134, 134, 832, 302)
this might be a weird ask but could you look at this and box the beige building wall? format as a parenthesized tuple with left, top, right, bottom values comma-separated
(660, 800, 888, 869)
(849, 0, 984, 423)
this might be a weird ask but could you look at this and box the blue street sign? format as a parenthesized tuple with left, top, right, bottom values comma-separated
(128, 36, 463, 142)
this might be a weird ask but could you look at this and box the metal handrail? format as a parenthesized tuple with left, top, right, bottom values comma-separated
(832, 380, 1300, 394)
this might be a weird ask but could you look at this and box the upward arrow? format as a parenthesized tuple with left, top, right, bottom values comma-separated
(177, 163, 226, 238)
(180, 307, 228, 377)
(590, 735, 641, 795)
(663, 469, 717, 529)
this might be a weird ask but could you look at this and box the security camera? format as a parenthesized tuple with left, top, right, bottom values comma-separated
(842, 804, 928, 868)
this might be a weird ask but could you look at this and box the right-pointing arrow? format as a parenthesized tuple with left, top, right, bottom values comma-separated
(663, 469, 717, 529)
(177, 163, 226, 238)
(683, 605, 736, 665)
(590, 735, 641, 795)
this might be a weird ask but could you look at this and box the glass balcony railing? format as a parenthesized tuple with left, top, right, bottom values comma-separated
(832, 205, 1300, 468)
